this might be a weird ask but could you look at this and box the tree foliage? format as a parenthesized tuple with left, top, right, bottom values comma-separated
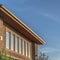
(0, 50, 14, 60)
(39, 53, 49, 60)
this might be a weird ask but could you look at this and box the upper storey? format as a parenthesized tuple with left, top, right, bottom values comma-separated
(0, 4, 45, 45)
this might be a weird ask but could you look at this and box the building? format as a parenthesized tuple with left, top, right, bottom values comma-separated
(0, 4, 45, 60)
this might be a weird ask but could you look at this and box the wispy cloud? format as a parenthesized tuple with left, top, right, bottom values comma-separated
(39, 12, 60, 23)
(38, 47, 60, 53)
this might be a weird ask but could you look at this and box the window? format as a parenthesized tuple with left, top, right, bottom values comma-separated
(26, 42, 28, 57)
(27, 43, 29, 57)
(22, 41, 24, 55)
(11, 34, 15, 51)
(6, 31, 31, 57)
(27, 43, 31, 58)
(15, 36, 18, 52)
(6, 32, 10, 49)
(22, 40, 24, 55)
(29, 44, 31, 58)
(19, 39, 21, 54)
(24, 41, 26, 56)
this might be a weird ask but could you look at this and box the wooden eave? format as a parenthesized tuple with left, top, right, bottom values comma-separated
(0, 5, 45, 45)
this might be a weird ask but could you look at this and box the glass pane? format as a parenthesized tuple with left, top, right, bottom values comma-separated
(24, 41, 26, 56)
(22, 40, 24, 55)
(6, 32, 10, 49)
(11, 34, 14, 51)
(27, 43, 31, 58)
(19, 39, 21, 54)
(27, 43, 29, 57)
(21, 40, 24, 55)
(29, 44, 31, 58)
(15, 36, 18, 52)
(26, 43, 27, 56)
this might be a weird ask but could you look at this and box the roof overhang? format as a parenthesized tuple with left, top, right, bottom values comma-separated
(0, 4, 45, 45)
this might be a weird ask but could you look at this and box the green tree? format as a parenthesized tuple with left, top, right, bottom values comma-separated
(0, 49, 14, 60)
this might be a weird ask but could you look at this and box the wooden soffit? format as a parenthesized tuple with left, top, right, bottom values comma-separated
(0, 4, 45, 45)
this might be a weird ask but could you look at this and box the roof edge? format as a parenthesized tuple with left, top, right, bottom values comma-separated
(0, 4, 45, 44)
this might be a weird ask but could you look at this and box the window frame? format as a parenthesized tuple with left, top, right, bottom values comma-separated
(11, 34, 15, 51)
(6, 32, 10, 49)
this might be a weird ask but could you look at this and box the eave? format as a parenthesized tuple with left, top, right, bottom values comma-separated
(0, 4, 45, 45)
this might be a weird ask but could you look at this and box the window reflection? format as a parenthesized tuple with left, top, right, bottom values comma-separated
(11, 34, 15, 50)
(6, 32, 10, 49)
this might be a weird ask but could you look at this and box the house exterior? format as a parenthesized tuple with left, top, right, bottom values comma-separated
(0, 4, 45, 60)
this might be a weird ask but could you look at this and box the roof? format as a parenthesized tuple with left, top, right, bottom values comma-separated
(0, 4, 45, 45)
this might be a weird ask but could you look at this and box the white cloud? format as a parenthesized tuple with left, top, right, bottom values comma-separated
(37, 10, 60, 23)
(38, 47, 60, 53)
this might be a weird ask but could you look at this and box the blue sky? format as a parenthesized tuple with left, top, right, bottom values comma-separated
(0, 0, 60, 60)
